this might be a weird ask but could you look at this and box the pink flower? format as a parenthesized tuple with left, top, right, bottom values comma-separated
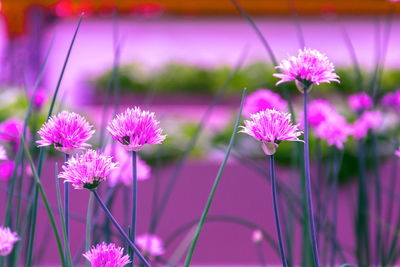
(395, 147, 400, 158)
(315, 114, 351, 149)
(107, 107, 166, 151)
(243, 89, 287, 116)
(136, 234, 165, 257)
(59, 150, 118, 190)
(83, 242, 130, 267)
(0, 146, 7, 161)
(382, 89, 400, 111)
(348, 92, 373, 112)
(0, 161, 14, 181)
(305, 99, 336, 128)
(252, 229, 263, 243)
(240, 109, 303, 155)
(0, 119, 27, 152)
(37, 111, 95, 154)
(104, 144, 151, 187)
(352, 110, 383, 140)
(0, 226, 19, 256)
(32, 89, 47, 109)
(273, 47, 339, 89)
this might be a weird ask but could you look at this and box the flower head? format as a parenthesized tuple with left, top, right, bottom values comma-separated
(0, 226, 19, 256)
(136, 234, 165, 257)
(243, 89, 287, 116)
(304, 99, 336, 128)
(252, 229, 263, 244)
(0, 146, 7, 161)
(240, 109, 303, 155)
(395, 147, 400, 158)
(352, 110, 383, 140)
(83, 242, 130, 267)
(107, 107, 166, 151)
(273, 47, 339, 91)
(32, 89, 47, 109)
(315, 114, 351, 149)
(348, 92, 373, 112)
(59, 150, 118, 190)
(104, 144, 151, 187)
(37, 111, 95, 154)
(0, 161, 14, 181)
(382, 89, 400, 111)
(0, 119, 27, 152)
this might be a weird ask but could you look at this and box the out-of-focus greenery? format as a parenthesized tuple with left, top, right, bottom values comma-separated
(92, 62, 400, 96)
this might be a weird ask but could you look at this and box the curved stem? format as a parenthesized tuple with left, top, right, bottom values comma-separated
(269, 155, 288, 267)
(131, 151, 137, 265)
(92, 190, 150, 267)
(303, 89, 320, 267)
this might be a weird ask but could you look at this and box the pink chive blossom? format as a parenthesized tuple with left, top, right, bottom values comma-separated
(107, 107, 166, 152)
(352, 110, 383, 140)
(382, 89, 400, 111)
(32, 89, 47, 109)
(58, 150, 118, 190)
(136, 234, 165, 257)
(0, 226, 19, 256)
(395, 147, 400, 158)
(104, 144, 151, 187)
(240, 109, 303, 155)
(37, 111, 95, 154)
(304, 99, 336, 128)
(0, 119, 27, 152)
(0, 161, 14, 181)
(243, 89, 287, 116)
(252, 229, 264, 243)
(348, 92, 373, 112)
(83, 242, 130, 267)
(315, 114, 351, 149)
(0, 146, 7, 161)
(273, 47, 339, 90)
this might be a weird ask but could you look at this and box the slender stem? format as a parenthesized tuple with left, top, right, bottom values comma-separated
(64, 154, 70, 244)
(255, 242, 267, 267)
(269, 155, 288, 267)
(91, 190, 150, 267)
(303, 89, 320, 267)
(131, 151, 137, 265)
(85, 194, 93, 267)
(330, 148, 342, 267)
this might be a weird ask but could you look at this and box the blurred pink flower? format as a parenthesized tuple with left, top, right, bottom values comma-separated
(395, 147, 400, 157)
(0, 226, 19, 256)
(0, 146, 7, 161)
(32, 89, 47, 109)
(348, 92, 373, 112)
(243, 89, 287, 116)
(59, 150, 118, 190)
(0, 119, 27, 151)
(104, 144, 151, 187)
(240, 109, 303, 155)
(37, 111, 95, 154)
(352, 110, 383, 140)
(382, 89, 400, 111)
(0, 161, 14, 181)
(83, 242, 130, 267)
(305, 99, 336, 128)
(136, 234, 165, 257)
(273, 47, 339, 87)
(315, 115, 351, 149)
(252, 229, 263, 243)
(107, 107, 166, 152)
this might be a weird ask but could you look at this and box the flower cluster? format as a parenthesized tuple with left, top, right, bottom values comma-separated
(273, 47, 339, 90)
(104, 144, 151, 187)
(0, 119, 26, 152)
(83, 242, 130, 267)
(305, 99, 336, 128)
(314, 114, 352, 150)
(107, 107, 166, 151)
(351, 110, 383, 140)
(243, 89, 287, 115)
(0, 145, 7, 161)
(382, 89, 400, 111)
(0, 226, 19, 256)
(58, 150, 118, 190)
(136, 234, 165, 257)
(37, 111, 95, 154)
(348, 92, 373, 112)
(240, 109, 303, 155)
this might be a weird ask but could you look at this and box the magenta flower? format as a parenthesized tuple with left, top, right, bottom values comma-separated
(59, 150, 118, 190)
(32, 89, 47, 109)
(240, 109, 303, 155)
(0, 146, 7, 161)
(303, 99, 336, 128)
(273, 48, 339, 91)
(83, 242, 131, 267)
(107, 107, 166, 152)
(382, 89, 400, 111)
(348, 92, 373, 112)
(37, 111, 95, 154)
(104, 144, 151, 187)
(0, 119, 27, 152)
(137, 234, 165, 257)
(252, 229, 263, 243)
(0, 161, 14, 181)
(243, 89, 287, 116)
(0, 226, 19, 256)
(315, 115, 351, 149)
(395, 147, 400, 158)
(352, 110, 383, 140)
